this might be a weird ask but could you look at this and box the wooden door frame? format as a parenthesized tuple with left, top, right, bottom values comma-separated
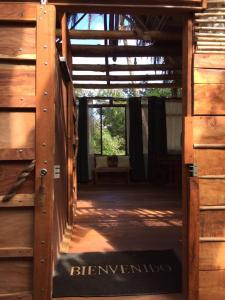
(57, 8, 194, 300)
(34, 4, 56, 300)
(33, 4, 195, 300)
(182, 15, 200, 300)
(182, 15, 195, 300)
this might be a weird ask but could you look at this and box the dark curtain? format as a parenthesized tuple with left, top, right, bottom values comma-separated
(129, 98, 145, 181)
(148, 97, 167, 181)
(77, 98, 89, 183)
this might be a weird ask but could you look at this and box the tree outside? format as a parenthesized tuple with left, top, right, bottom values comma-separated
(80, 87, 180, 156)
(88, 89, 127, 156)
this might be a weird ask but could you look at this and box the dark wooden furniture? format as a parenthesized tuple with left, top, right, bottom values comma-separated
(149, 153, 182, 188)
(93, 155, 130, 184)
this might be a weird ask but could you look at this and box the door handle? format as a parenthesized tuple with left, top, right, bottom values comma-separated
(39, 168, 48, 206)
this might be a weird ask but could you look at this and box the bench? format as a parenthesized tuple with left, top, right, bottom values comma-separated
(93, 155, 130, 184)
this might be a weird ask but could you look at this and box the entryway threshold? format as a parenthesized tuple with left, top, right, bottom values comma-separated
(53, 294, 182, 300)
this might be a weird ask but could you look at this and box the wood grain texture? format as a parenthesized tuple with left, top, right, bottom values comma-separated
(0, 208, 33, 248)
(0, 64, 35, 96)
(194, 53, 225, 69)
(199, 288, 225, 300)
(53, 57, 69, 266)
(199, 178, 225, 206)
(0, 112, 35, 150)
(194, 150, 225, 176)
(188, 177, 199, 300)
(200, 270, 225, 288)
(0, 292, 32, 300)
(0, 3, 36, 21)
(194, 84, 225, 115)
(0, 247, 33, 258)
(193, 116, 225, 145)
(0, 259, 32, 294)
(182, 17, 193, 299)
(200, 242, 225, 270)
(70, 44, 182, 57)
(184, 117, 193, 164)
(70, 186, 181, 253)
(45, 0, 205, 15)
(0, 162, 35, 195)
(34, 5, 56, 300)
(0, 194, 34, 208)
(73, 63, 181, 72)
(0, 27, 36, 59)
(0, 149, 35, 161)
(195, 68, 225, 84)
(200, 211, 225, 237)
(53, 295, 182, 300)
(0, 96, 36, 109)
(199, 270, 225, 300)
(59, 29, 181, 41)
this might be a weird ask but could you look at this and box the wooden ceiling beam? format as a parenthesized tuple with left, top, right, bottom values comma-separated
(74, 82, 181, 89)
(49, 0, 205, 14)
(56, 29, 181, 41)
(72, 63, 181, 72)
(70, 45, 181, 57)
(72, 74, 181, 81)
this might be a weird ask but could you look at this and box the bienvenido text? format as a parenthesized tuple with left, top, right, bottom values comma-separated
(70, 264, 173, 276)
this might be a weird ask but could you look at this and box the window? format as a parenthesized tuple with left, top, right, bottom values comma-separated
(88, 101, 127, 155)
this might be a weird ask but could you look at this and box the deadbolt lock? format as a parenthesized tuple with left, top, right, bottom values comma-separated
(40, 168, 48, 177)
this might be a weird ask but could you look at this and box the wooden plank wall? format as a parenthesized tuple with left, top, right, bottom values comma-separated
(193, 54, 225, 300)
(0, 3, 76, 299)
(53, 57, 69, 260)
(52, 16, 67, 263)
(52, 13, 77, 260)
(193, 2, 225, 299)
(0, 4, 37, 300)
(0, 3, 72, 300)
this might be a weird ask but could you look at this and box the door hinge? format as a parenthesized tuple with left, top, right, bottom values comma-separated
(188, 164, 198, 177)
(54, 165, 61, 179)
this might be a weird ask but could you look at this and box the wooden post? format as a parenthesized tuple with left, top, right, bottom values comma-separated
(188, 177, 200, 300)
(61, 13, 69, 128)
(34, 4, 56, 300)
(182, 15, 194, 300)
(61, 12, 75, 225)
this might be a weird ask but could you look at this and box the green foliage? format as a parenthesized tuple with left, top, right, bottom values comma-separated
(102, 107, 126, 155)
(89, 106, 126, 155)
(76, 88, 128, 98)
(86, 89, 127, 155)
(102, 107, 125, 138)
(79, 87, 180, 155)
(102, 128, 125, 155)
(140, 87, 182, 98)
(90, 123, 101, 154)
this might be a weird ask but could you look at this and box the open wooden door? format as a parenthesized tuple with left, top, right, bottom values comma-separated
(184, 6, 225, 300)
(0, 3, 57, 300)
(182, 15, 200, 300)
(192, 53, 225, 300)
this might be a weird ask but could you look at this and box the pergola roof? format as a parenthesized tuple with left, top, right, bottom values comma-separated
(58, 12, 184, 90)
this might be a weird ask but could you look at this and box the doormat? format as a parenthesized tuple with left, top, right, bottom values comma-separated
(53, 250, 181, 297)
